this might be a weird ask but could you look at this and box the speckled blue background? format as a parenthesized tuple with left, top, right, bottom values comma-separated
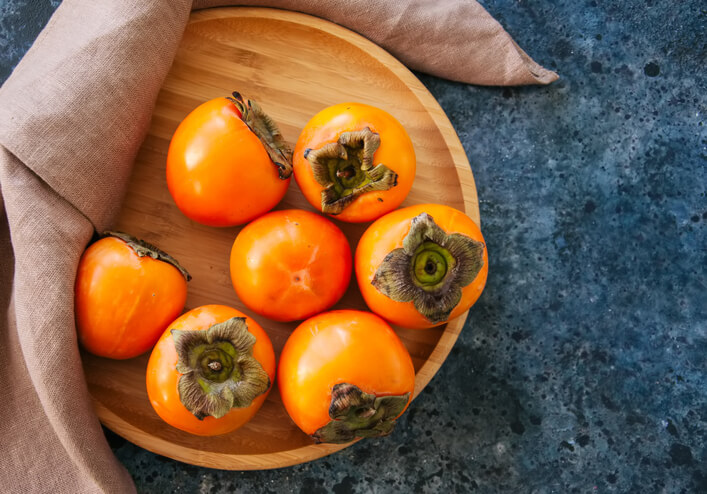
(2, 1, 705, 492)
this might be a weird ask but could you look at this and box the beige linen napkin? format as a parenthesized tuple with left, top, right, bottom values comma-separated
(0, 1, 556, 492)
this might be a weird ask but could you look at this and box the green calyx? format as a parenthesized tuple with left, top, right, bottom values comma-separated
(188, 343, 239, 383)
(312, 383, 410, 444)
(104, 231, 191, 281)
(304, 127, 398, 215)
(227, 91, 293, 180)
(171, 317, 270, 420)
(412, 241, 456, 289)
(371, 213, 485, 324)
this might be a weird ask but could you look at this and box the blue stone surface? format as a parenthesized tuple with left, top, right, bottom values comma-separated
(2, 0, 704, 492)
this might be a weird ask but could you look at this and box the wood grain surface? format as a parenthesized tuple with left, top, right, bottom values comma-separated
(82, 7, 480, 470)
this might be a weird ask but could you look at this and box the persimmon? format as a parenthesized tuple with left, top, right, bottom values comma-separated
(229, 209, 351, 322)
(75, 232, 190, 359)
(293, 102, 415, 222)
(278, 310, 415, 444)
(166, 92, 292, 227)
(355, 204, 488, 329)
(146, 305, 276, 436)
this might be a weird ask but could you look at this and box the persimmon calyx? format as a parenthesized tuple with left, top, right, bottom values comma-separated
(312, 383, 410, 444)
(227, 91, 293, 180)
(171, 317, 270, 420)
(103, 231, 191, 281)
(304, 127, 398, 215)
(371, 213, 485, 324)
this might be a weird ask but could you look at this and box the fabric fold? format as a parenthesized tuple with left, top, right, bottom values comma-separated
(0, 1, 556, 492)
(0, 0, 193, 230)
(194, 0, 558, 85)
(0, 148, 136, 492)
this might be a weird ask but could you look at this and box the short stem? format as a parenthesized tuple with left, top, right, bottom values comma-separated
(336, 167, 355, 179)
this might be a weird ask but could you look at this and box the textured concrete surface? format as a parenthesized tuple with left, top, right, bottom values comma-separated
(2, 0, 705, 492)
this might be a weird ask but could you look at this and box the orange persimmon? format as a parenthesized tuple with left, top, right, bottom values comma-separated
(293, 102, 415, 223)
(146, 305, 276, 436)
(166, 92, 292, 227)
(75, 232, 190, 359)
(229, 209, 352, 322)
(355, 204, 488, 329)
(278, 310, 415, 444)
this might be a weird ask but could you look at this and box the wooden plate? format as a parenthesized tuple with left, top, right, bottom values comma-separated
(82, 7, 479, 470)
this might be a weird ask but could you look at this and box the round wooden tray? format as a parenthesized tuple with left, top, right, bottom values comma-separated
(82, 7, 479, 470)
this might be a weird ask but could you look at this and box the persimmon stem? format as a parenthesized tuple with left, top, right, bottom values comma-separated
(336, 167, 356, 179)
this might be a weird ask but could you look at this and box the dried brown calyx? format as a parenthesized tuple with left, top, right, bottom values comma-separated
(171, 317, 270, 420)
(104, 231, 191, 281)
(304, 127, 397, 214)
(312, 383, 410, 444)
(227, 91, 293, 180)
(372, 213, 485, 324)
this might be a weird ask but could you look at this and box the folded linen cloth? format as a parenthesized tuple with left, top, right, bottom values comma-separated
(0, 1, 556, 492)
